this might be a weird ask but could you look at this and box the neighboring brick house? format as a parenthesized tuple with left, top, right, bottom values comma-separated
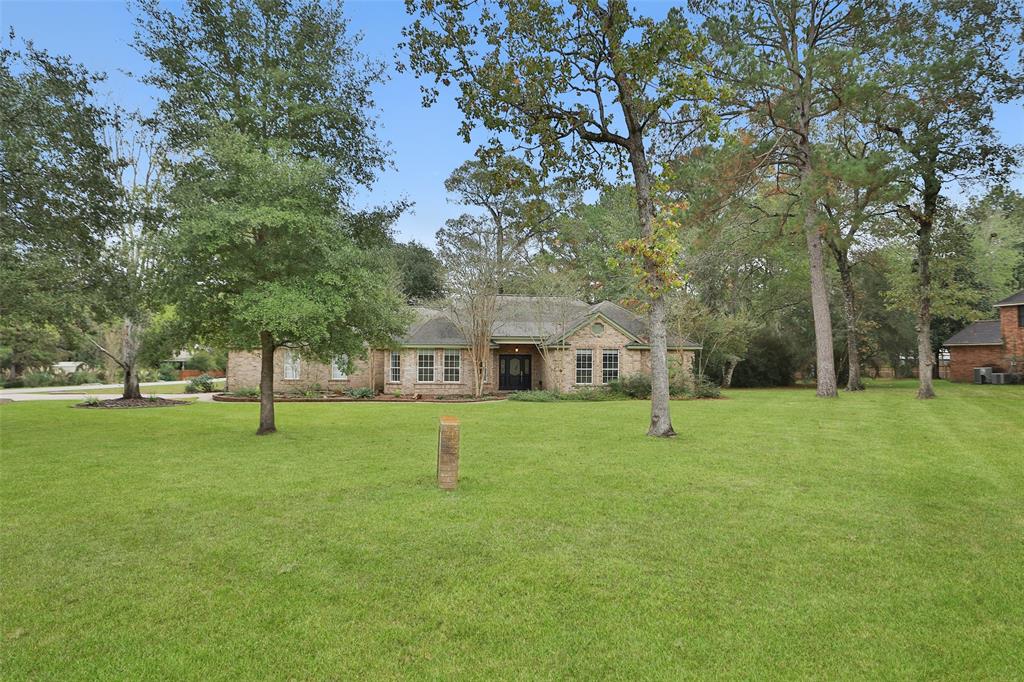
(942, 289, 1024, 382)
(227, 296, 701, 395)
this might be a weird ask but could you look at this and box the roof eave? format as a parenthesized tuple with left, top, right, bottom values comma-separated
(943, 341, 1004, 347)
(626, 343, 703, 351)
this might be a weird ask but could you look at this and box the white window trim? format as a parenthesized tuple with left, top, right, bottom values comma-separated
(575, 348, 593, 385)
(388, 351, 401, 384)
(331, 354, 349, 381)
(416, 349, 436, 383)
(283, 348, 301, 380)
(601, 349, 619, 384)
(443, 350, 461, 383)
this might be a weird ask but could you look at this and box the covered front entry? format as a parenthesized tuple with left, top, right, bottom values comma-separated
(498, 354, 532, 391)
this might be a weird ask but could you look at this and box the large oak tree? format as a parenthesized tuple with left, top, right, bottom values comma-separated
(136, 0, 407, 433)
(404, 0, 714, 436)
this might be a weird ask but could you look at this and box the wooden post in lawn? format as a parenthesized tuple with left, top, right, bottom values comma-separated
(437, 416, 460, 490)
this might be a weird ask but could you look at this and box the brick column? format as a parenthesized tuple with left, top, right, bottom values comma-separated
(437, 416, 460, 490)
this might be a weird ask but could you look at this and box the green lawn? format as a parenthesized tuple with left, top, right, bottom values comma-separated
(50, 378, 225, 395)
(2, 381, 1022, 679)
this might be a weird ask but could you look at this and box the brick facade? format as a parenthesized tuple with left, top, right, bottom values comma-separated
(226, 347, 382, 393)
(1000, 304, 1024, 363)
(226, 320, 696, 395)
(946, 303, 1024, 382)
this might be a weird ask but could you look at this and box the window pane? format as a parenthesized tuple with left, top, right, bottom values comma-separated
(443, 350, 461, 382)
(390, 351, 401, 383)
(575, 349, 593, 384)
(331, 354, 348, 380)
(283, 349, 301, 380)
(602, 349, 619, 383)
(417, 350, 435, 382)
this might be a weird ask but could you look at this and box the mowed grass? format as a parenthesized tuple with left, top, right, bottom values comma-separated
(1, 381, 1022, 680)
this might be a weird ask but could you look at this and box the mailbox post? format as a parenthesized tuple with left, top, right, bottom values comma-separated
(437, 416, 460, 490)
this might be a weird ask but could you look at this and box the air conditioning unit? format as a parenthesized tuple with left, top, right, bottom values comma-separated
(974, 367, 994, 384)
(989, 373, 1006, 385)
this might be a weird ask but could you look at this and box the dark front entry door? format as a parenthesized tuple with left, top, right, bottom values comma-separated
(499, 354, 532, 391)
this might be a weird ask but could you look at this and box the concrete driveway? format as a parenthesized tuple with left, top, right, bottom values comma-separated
(0, 381, 220, 403)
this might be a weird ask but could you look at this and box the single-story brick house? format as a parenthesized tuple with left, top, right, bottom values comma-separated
(942, 289, 1024, 382)
(226, 296, 701, 395)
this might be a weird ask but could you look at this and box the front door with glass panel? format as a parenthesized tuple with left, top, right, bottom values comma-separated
(498, 354, 532, 391)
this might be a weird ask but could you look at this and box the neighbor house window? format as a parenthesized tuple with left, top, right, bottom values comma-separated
(389, 351, 401, 383)
(601, 349, 619, 384)
(282, 348, 301, 380)
(576, 349, 593, 384)
(443, 350, 461, 382)
(331, 355, 348, 380)
(1019, 305, 1024, 327)
(417, 350, 435, 382)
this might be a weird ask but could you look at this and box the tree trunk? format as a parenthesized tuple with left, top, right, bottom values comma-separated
(804, 222, 839, 397)
(120, 317, 143, 399)
(794, 78, 838, 397)
(722, 357, 738, 388)
(122, 364, 142, 399)
(912, 170, 940, 400)
(627, 143, 674, 437)
(833, 248, 864, 391)
(257, 331, 277, 435)
(915, 221, 935, 399)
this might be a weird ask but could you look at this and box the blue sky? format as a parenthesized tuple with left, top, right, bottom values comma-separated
(3, 0, 1022, 247)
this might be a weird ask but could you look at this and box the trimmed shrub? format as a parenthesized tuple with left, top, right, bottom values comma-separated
(137, 367, 161, 383)
(3, 378, 25, 389)
(231, 387, 260, 398)
(185, 374, 215, 393)
(157, 362, 178, 381)
(560, 387, 618, 401)
(608, 373, 651, 399)
(690, 375, 721, 399)
(346, 387, 374, 399)
(507, 390, 559, 402)
(22, 371, 57, 387)
(66, 370, 101, 385)
(184, 351, 213, 372)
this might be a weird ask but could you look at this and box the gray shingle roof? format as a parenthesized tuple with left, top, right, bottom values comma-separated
(943, 320, 1002, 346)
(994, 289, 1024, 307)
(399, 296, 701, 349)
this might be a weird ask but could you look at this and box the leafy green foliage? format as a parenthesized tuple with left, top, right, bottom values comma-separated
(134, 0, 387, 192)
(185, 374, 215, 393)
(506, 390, 559, 403)
(391, 241, 444, 302)
(164, 129, 410, 366)
(0, 40, 122, 328)
(730, 331, 801, 388)
(0, 325, 61, 376)
(157, 363, 178, 382)
(345, 387, 374, 400)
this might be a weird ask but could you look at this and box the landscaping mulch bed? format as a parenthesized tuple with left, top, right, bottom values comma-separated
(75, 397, 190, 409)
(213, 393, 506, 404)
